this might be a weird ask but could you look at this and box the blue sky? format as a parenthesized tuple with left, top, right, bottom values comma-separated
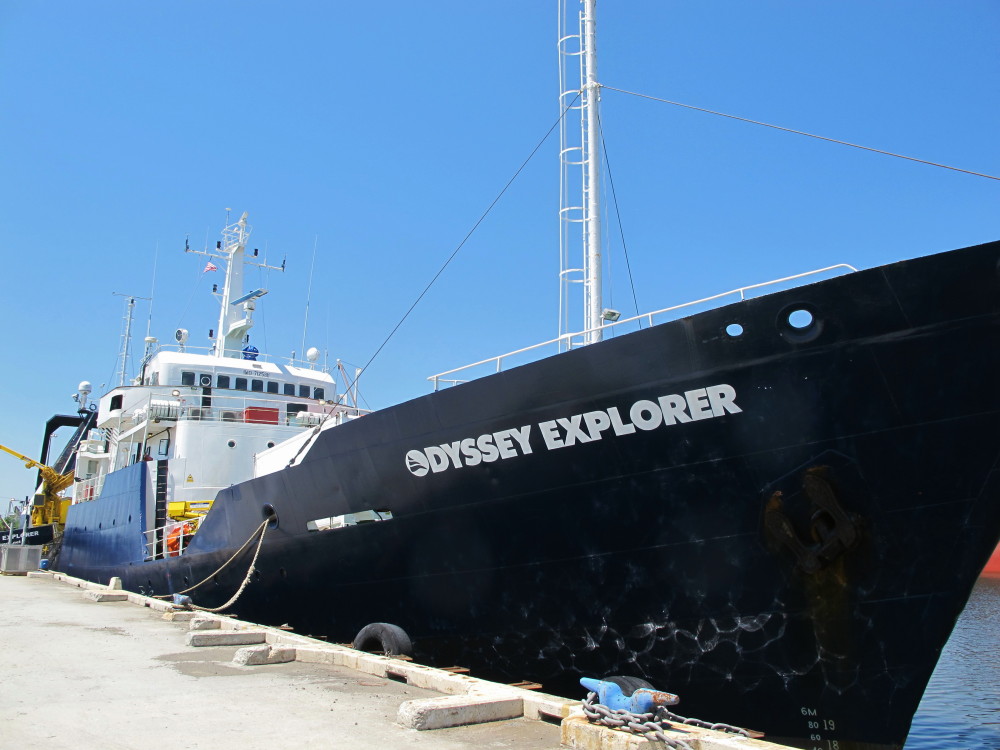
(0, 1, 997, 506)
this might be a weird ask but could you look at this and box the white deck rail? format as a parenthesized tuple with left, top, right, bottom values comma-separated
(429, 264, 858, 390)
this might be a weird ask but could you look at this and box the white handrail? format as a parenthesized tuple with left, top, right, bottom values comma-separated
(428, 264, 857, 390)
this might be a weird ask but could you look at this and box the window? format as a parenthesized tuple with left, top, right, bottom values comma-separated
(283, 383, 295, 396)
(251, 379, 264, 392)
(298, 384, 310, 398)
(266, 381, 279, 394)
(314, 387, 325, 400)
(217, 375, 231, 389)
(150, 371, 159, 386)
(110, 394, 123, 410)
(235, 377, 248, 391)
(181, 371, 195, 386)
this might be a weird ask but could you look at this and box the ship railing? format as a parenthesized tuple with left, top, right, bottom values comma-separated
(428, 264, 858, 390)
(142, 524, 192, 561)
(140, 343, 332, 372)
(139, 393, 361, 427)
(74, 474, 105, 504)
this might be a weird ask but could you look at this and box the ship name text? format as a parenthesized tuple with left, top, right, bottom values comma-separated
(404, 384, 742, 477)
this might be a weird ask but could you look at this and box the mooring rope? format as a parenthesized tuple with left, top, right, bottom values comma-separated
(189, 520, 270, 613)
(153, 518, 269, 605)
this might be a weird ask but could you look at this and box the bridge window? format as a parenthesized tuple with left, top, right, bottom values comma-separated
(266, 381, 279, 394)
(251, 379, 264, 392)
(314, 387, 325, 400)
(235, 377, 247, 391)
(283, 383, 295, 396)
(217, 375, 230, 389)
(298, 385, 310, 398)
(181, 371, 195, 386)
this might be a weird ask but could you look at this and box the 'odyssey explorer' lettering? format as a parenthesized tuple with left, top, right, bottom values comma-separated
(405, 383, 741, 477)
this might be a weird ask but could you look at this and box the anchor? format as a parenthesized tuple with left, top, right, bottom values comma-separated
(763, 467, 861, 573)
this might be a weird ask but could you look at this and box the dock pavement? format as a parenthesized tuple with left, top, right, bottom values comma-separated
(0, 572, 788, 750)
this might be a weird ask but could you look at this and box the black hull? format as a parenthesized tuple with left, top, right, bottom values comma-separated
(58, 240, 1000, 750)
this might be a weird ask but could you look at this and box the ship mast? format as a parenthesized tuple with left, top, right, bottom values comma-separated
(559, 0, 603, 347)
(215, 212, 254, 358)
(184, 211, 285, 359)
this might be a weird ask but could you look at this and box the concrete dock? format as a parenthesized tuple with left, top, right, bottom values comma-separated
(0, 572, 787, 750)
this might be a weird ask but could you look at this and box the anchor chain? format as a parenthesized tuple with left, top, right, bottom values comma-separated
(655, 706, 754, 737)
(581, 692, 752, 748)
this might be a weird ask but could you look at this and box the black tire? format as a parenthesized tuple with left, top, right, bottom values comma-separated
(604, 675, 656, 696)
(352, 622, 413, 657)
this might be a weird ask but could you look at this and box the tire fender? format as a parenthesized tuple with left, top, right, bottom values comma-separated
(352, 622, 413, 657)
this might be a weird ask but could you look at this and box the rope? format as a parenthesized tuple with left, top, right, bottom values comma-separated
(285, 94, 583, 469)
(598, 117, 642, 325)
(154, 518, 269, 599)
(602, 84, 1000, 182)
(190, 519, 269, 613)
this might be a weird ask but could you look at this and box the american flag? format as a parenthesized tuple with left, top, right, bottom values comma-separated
(203, 261, 218, 273)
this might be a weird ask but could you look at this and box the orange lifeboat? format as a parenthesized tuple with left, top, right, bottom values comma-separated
(166, 522, 196, 557)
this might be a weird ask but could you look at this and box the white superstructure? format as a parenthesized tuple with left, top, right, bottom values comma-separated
(72, 212, 369, 557)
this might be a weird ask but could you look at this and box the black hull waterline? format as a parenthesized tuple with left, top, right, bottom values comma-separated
(58, 240, 1000, 750)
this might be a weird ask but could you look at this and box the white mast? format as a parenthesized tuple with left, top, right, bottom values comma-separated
(184, 211, 285, 359)
(216, 212, 252, 358)
(559, 0, 603, 347)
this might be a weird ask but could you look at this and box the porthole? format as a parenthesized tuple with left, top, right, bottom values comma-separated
(788, 309, 814, 329)
(725, 323, 744, 338)
(227, 440, 236, 448)
(778, 304, 823, 344)
(266, 441, 275, 449)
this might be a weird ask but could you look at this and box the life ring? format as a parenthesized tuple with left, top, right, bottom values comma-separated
(166, 522, 195, 557)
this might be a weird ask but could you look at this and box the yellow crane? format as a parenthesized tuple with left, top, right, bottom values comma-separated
(0, 443, 74, 526)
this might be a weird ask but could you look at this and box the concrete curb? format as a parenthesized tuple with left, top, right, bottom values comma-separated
(398, 693, 524, 730)
(186, 630, 268, 647)
(562, 714, 793, 749)
(233, 645, 297, 666)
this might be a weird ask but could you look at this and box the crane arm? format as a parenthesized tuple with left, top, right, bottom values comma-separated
(0, 442, 76, 524)
(0, 443, 72, 491)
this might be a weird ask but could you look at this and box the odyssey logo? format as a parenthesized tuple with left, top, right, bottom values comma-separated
(406, 450, 432, 477)
(404, 383, 742, 477)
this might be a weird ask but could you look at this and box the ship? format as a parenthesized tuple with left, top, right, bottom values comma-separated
(23, 3, 1000, 750)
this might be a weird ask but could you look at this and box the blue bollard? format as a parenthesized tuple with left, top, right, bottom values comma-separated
(580, 677, 680, 714)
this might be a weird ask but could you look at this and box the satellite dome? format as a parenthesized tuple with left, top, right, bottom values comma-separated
(306, 347, 320, 362)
